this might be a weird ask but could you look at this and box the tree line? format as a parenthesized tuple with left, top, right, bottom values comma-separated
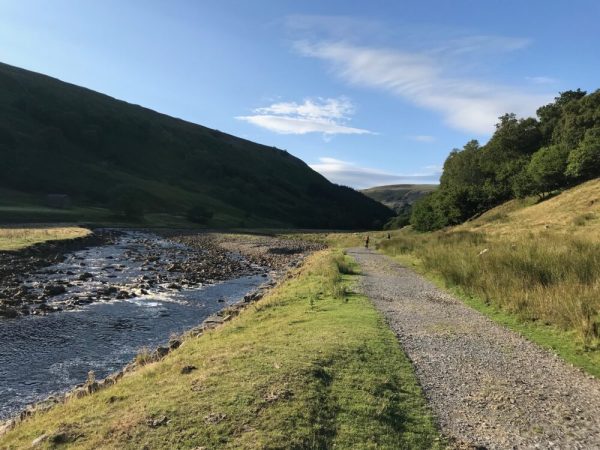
(411, 89, 600, 231)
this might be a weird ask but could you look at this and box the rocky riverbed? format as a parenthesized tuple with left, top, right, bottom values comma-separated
(0, 229, 323, 420)
(0, 230, 322, 318)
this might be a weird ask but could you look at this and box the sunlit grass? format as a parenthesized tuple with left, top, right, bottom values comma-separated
(0, 227, 91, 251)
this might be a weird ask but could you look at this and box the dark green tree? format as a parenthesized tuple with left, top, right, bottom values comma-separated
(565, 127, 600, 180)
(527, 145, 570, 197)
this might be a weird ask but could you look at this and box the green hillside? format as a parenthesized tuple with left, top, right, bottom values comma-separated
(0, 63, 392, 228)
(362, 184, 437, 212)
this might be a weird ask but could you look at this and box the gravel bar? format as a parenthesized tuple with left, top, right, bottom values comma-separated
(348, 247, 600, 450)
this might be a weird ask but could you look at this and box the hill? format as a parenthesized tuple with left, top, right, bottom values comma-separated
(0, 62, 392, 228)
(361, 184, 437, 212)
(459, 177, 600, 237)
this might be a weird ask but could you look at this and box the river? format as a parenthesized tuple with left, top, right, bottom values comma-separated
(0, 231, 267, 420)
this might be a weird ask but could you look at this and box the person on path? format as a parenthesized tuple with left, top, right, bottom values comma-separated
(365, 235, 370, 249)
(387, 233, 391, 240)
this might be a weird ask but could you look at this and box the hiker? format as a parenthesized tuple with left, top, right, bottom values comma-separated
(365, 235, 370, 249)
(387, 233, 391, 239)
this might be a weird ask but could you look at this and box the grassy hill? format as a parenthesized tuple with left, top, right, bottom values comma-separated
(0, 62, 392, 228)
(362, 184, 437, 212)
(459, 178, 600, 237)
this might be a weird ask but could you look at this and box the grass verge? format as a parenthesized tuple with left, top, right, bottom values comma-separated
(0, 250, 441, 449)
(375, 232, 600, 378)
(0, 227, 91, 251)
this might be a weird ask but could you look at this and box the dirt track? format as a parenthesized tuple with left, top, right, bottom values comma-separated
(348, 247, 600, 449)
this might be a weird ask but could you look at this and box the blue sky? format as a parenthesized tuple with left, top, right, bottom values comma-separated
(1, 0, 599, 188)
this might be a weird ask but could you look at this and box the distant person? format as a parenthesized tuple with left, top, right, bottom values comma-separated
(387, 233, 391, 239)
(365, 235, 370, 249)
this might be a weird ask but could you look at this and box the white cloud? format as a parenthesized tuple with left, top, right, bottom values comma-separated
(236, 97, 372, 136)
(295, 40, 553, 135)
(310, 157, 441, 189)
(410, 135, 436, 143)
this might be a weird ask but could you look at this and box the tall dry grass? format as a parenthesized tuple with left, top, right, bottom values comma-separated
(0, 227, 90, 251)
(379, 231, 600, 345)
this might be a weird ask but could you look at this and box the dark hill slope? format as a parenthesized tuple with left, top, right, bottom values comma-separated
(362, 184, 437, 212)
(0, 62, 392, 228)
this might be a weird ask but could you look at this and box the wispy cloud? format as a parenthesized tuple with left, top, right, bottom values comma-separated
(293, 28, 553, 135)
(236, 97, 372, 136)
(526, 76, 558, 85)
(310, 157, 440, 189)
(410, 135, 436, 143)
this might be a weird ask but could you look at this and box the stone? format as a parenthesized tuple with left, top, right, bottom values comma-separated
(31, 434, 49, 446)
(180, 365, 197, 374)
(147, 416, 169, 428)
(43, 284, 66, 296)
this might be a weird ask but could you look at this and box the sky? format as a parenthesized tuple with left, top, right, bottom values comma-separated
(1, 0, 599, 188)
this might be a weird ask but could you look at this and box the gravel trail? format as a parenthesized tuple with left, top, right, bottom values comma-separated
(348, 247, 600, 449)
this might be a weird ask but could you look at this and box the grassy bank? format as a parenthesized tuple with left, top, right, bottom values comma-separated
(375, 227, 600, 377)
(0, 250, 441, 449)
(0, 227, 91, 251)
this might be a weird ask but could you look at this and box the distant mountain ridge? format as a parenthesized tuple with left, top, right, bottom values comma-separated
(362, 184, 437, 212)
(0, 62, 392, 228)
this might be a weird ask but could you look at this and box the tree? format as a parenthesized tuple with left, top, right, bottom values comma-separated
(527, 145, 570, 197)
(410, 193, 448, 232)
(566, 127, 600, 181)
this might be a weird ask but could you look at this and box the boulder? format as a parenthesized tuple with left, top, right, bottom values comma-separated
(43, 284, 66, 296)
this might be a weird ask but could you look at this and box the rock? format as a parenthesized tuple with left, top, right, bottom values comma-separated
(31, 434, 49, 446)
(154, 346, 170, 359)
(78, 272, 93, 281)
(0, 306, 18, 318)
(116, 291, 130, 299)
(43, 284, 66, 296)
(180, 365, 197, 374)
(204, 412, 227, 424)
(147, 416, 169, 428)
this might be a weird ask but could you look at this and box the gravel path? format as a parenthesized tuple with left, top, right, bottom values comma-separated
(348, 247, 600, 449)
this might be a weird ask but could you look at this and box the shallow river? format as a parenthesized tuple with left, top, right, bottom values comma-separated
(0, 232, 266, 420)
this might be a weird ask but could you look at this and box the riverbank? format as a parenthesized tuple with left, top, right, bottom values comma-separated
(0, 227, 91, 251)
(0, 229, 116, 318)
(0, 249, 441, 449)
